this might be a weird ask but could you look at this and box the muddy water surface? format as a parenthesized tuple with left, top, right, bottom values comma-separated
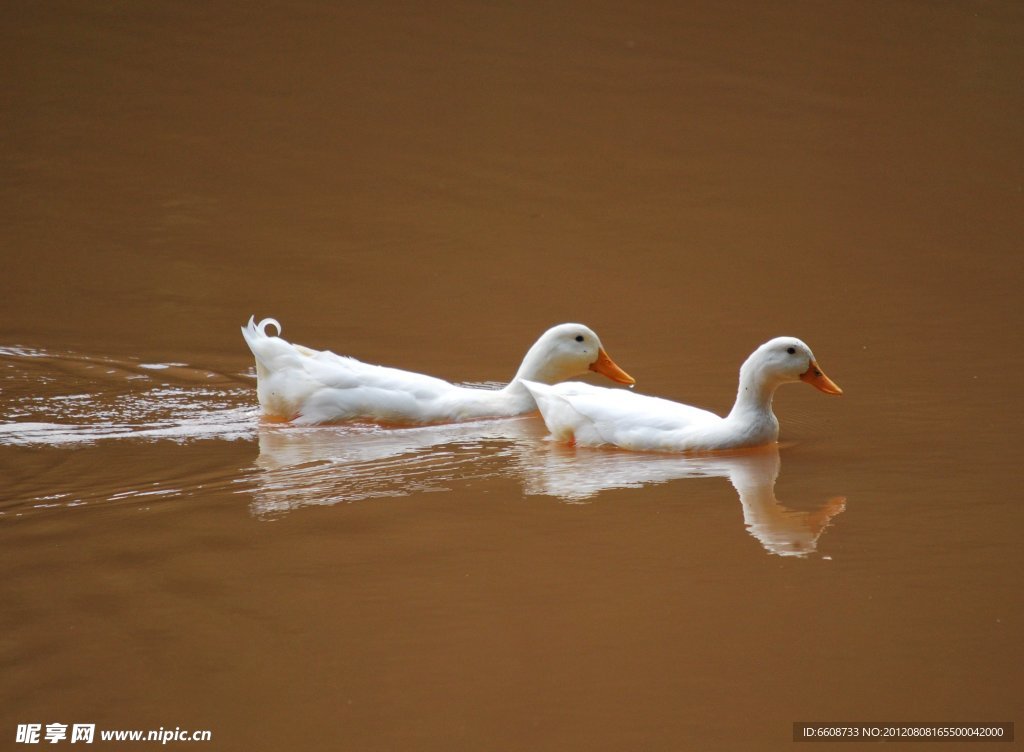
(2, 2, 1022, 750)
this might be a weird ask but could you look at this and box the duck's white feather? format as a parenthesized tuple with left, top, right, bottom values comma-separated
(523, 382, 731, 451)
(241, 317, 633, 425)
(523, 336, 842, 453)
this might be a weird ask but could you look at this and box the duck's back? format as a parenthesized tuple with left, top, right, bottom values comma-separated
(241, 317, 506, 424)
(295, 350, 475, 424)
(527, 382, 722, 451)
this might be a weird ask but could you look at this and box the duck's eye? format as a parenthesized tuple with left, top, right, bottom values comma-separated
(786, 347, 796, 355)
(575, 335, 584, 342)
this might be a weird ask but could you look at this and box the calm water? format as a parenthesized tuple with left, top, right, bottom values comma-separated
(2, 1, 1021, 749)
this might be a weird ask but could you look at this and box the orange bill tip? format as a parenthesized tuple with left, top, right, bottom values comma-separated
(799, 360, 843, 395)
(589, 347, 636, 386)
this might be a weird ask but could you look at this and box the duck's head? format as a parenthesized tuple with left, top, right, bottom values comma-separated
(516, 323, 636, 386)
(745, 337, 843, 395)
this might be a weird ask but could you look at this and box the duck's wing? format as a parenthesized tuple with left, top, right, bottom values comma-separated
(524, 381, 721, 449)
(285, 349, 473, 424)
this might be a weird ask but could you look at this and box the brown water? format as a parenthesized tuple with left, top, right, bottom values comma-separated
(2, 2, 1022, 749)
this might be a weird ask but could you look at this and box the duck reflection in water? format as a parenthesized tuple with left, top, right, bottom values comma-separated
(524, 442, 845, 557)
(251, 420, 844, 557)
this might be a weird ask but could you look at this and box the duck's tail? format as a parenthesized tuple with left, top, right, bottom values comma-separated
(240, 316, 286, 381)
(241, 316, 282, 345)
(520, 380, 583, 444)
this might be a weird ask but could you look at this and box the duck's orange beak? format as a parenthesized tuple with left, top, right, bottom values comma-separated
(800, 360, 843, 395)
(589, 347, 635, 385)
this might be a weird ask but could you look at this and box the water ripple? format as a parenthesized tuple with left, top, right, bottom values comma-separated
(0, 345, 256, 446)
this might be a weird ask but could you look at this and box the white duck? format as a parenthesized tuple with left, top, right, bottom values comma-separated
(241, 317, 634, 425)
(522, 337, 842, 452)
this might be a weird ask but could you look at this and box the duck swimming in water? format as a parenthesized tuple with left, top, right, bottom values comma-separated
(241, 316, 634, 425)
(522, 336, 841, 452)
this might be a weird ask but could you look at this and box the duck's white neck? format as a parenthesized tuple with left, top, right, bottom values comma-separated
(510, 342, 564, 385)
(498, 378, 536, 410)
(724, 360, 782, 442)
(498, 343, 574, 411)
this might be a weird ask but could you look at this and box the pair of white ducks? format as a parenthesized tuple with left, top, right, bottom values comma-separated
(242, 316, 842, 453)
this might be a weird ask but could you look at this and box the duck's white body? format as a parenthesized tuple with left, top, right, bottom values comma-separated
(523, 337, 842, 453)
(241, 317, 634, 425)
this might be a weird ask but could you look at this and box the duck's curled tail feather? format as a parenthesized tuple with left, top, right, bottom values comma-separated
(243, 315, 282, 339)
(241, 315, 292, 382)
(241, 316, 284, 358)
